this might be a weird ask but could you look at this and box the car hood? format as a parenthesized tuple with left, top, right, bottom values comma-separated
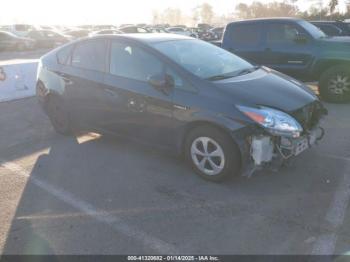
(318, 36, 350, 50)
(213, 67, 317, 112)
(320, 36, 350, 43)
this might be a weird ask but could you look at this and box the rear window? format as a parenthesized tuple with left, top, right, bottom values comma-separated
(229, 23, 262, 46)
(56, 45, 73, 65)
(71, 40, 107, 72)
(318, 24, 342, 36)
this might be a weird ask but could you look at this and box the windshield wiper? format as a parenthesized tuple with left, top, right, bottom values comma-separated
(234, 66, 260, 77)
(206, 74, 236, 81)
(206, 66, 260, 81)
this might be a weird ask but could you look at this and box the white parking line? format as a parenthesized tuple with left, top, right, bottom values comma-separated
(311, 163, 350, 254)
(0, 160, 178, 254)
(319, 153, 350, 163)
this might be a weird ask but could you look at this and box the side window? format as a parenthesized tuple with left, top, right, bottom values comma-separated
(137, 28, 147, 33)
(72, 40, 107, 72)
(57, 45, 73, 65)
(166, 67, 196, 92)
(230, 24, 262, 46)
(110, 41, 163, 82)
(267, 23, 303, 44)
(318, 24, 341, 36)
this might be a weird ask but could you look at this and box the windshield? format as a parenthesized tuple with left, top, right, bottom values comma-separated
(298, 20, 326, 39)
(152, 39, 253, 79)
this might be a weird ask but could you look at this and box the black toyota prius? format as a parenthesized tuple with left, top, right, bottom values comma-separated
(36, 33, 327, 182)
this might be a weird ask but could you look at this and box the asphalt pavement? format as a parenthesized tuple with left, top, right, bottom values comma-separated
(1, 96, 350, 255)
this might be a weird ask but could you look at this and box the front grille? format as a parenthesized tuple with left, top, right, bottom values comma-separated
(292, 102, 323, 132)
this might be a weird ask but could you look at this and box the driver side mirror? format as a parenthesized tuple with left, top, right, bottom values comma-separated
(294, 33, 308, 44)
(148, 74, 174, 95)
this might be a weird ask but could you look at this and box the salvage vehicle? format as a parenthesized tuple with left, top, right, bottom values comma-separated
(311, 20, 350, 37)
(36, 34, 326, 182)
(222, 18, 350, 102)
(0, 24, 36, 37)
(89, 29, 123, 36)
(27, 30, 71, 48)
(210, 27, 224, 40)
(65, 29, 90, 40)
(0, 31, 35, 51)
(119, 26, 150, 34)
(166, 27, 197, 38)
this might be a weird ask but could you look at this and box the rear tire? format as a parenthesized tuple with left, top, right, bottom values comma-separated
(47, 96, 72, 136)
(184, 125, 241, 182)
(319, 65, 350, 103)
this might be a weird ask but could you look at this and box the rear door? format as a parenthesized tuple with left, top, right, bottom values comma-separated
(262, 22, 314, 79)
(222, 22, 265, 64)
(62, 39, 109, 127)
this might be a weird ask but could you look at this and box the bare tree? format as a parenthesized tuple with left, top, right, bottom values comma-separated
(235, 3, 251, 18)
(235, 1, 299, 19)
(199, 3, 214, 24)
(152, 10, 160, 25)
(192, 6, 200, 25)
(329, 0, 339, 14)
(162, 8, 183, 25)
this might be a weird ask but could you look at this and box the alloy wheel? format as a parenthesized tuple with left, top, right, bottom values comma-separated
(190, 137, 225, 176)
(328, 74, 350, 95)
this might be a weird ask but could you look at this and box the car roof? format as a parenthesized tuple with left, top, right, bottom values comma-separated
(87, 33, 192, 44)
(310, 21, 337, 23)
(227, 17, 303, 26)
(0, 30, 17, 37)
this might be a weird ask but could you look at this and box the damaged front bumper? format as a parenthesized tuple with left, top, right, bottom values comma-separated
(242, 125, 324, 177)
(241, 104, 327, 176)
(250, 125, 324, 164)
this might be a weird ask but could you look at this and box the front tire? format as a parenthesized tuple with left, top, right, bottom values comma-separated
(47, 96, 72, 136)
(319, 65, 350, 103)
(184, 126, 241, 182)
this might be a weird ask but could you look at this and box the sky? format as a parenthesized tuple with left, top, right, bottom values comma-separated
(0, 0, 348, 25)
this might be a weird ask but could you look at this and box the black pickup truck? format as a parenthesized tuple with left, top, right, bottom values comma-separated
(220, 18, 350, 102)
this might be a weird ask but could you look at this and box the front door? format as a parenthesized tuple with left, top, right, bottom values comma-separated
(223, 22, 265, 65)
(262, 22, 315, 80)
(102, 40, 175, 147)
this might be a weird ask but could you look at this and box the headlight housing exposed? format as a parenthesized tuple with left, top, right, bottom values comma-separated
(237, 105, 303, 138)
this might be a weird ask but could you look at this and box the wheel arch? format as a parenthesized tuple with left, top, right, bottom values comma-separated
(178, 120, 243, 158)
(313, 59, 350, 80)
(36, 80, 64, 111)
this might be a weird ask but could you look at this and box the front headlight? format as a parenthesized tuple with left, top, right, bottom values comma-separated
(237, 105, 303, 138)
